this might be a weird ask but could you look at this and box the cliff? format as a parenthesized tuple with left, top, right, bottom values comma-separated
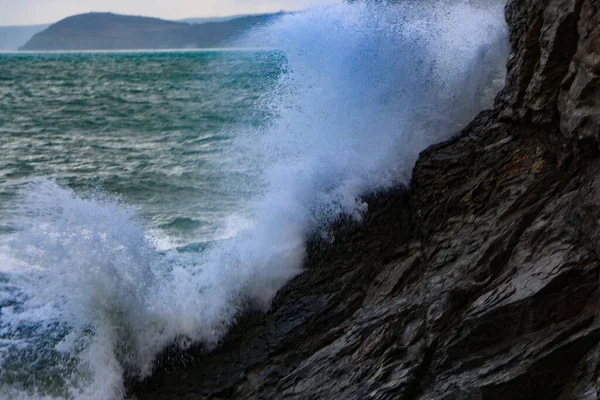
(130, 0, 600, 398)
(19, 13, 279, 51)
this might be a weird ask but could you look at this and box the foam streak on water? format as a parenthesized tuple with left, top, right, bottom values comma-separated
(0, 1, 507, 398)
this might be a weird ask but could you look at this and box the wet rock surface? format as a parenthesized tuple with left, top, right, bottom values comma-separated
(129, 0, 600, 398)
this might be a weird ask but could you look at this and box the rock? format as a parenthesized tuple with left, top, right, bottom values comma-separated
(129, 0, 600, 398)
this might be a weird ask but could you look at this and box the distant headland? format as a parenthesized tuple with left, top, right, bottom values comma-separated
(17, 12, 281, 51)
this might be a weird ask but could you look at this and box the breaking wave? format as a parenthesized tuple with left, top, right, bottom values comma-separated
(0, 1, 508, 398)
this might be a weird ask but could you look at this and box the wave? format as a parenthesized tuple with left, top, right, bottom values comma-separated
(0, 1, 508, 398)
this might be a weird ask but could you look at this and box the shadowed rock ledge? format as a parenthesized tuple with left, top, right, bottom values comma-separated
(129, 0, 600, 398)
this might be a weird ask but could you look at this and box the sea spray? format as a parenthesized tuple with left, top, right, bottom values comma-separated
(0, 1, 508, 398)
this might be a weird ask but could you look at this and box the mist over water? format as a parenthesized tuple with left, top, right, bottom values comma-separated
(0, 1, 508, 398)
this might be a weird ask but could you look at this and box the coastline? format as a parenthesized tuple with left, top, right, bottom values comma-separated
(129, 0, 600, 398)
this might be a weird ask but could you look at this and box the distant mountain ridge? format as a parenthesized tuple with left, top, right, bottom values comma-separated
(181, 14, 265, 24)
(19, 12, 281, 51)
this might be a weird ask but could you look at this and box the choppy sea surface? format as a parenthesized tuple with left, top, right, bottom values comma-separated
(0, 2, 508, 399)
(0, 50, 282, 247)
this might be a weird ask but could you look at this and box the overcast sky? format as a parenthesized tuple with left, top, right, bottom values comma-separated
(0, 0, 342, 26)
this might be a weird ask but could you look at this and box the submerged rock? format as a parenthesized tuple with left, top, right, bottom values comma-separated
(129, 0, 600, 398)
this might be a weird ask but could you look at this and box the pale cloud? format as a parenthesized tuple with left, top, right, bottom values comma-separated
(0, 0, 342, 26)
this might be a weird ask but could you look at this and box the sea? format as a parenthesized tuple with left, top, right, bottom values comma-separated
(0, 2, 508, 399)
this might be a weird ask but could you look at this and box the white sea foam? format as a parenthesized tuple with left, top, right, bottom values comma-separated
(0, 1, 508, 398)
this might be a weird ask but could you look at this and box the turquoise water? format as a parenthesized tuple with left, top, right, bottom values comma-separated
(0, 3, 508, 399)
(0, 51, 282, 245)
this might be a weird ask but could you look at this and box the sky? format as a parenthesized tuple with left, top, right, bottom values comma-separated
(0, 0, 342, 26)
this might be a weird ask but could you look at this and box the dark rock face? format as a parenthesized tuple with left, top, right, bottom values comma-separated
(130, 0, 600, 398)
